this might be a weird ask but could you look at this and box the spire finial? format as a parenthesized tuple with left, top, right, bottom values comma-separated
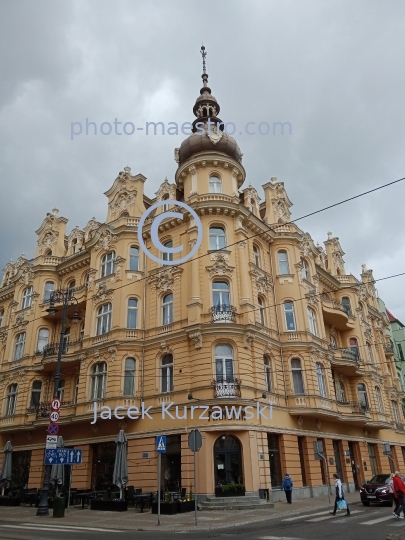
(200, 45, 208, 87)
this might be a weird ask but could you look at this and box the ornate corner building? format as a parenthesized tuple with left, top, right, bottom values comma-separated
(1, 53, 404, 503)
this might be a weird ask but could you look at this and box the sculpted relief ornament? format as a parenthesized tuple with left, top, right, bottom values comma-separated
(110, 186, 136, 217)
(149, 266, 183, 292)
(156, 178, 176, 201)
(84, 217, 99, 242)
(94, 229, 118, 250)
(188, 332, 202, 349)
(206, 254, 234, 278)
(94, 282, 113, 302)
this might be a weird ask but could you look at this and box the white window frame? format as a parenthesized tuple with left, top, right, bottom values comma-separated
(264, 356, 272, 392)
(91, 362, 107, 400)
(37, 328, 49, 353)
(212, 281, 230, 308)
(301, 258, 309, 280)
(209, 227, 226, 251)
(253, 245, 261, 268)
(277, 251, 289, 274)
(96, 303, 112, 335)
(258, 297, 266, 325)
(0, 309, 4, 328)
(284, 302, 296, 331)
(30, 380, 42, 408)
(5, 384, 18, 416)
(162, 294, 173, 325)
(316, 362, 327, 397)
(14, 332, 26, 360)
(375, 387, 383, 413)
(124, 358, 136, 396)
(161, 354, 173, 393)
(291, 359, 305, 395)
(43, 282, 54, 303)
(129, 246, 140, 271)
(366, 343, 374, 364)
(162, 240, 173, 263)
(127, 298, 138, 329)
(209, 176, 222, 193)
(101, 252, 115, 278)
(308, 307, 318, 336)
(22, 286, 33, 309)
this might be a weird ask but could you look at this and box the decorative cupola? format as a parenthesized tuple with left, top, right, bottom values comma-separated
(34, 208, 68, 258)
(262, 177, 293, 224)
(323, 232, 346, 276)
(104, 166, 146, 223)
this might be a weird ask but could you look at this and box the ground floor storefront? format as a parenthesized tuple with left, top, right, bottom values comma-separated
(3, 423, 404, 502)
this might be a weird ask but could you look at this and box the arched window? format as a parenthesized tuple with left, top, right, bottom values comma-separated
(212, 281, 230, 308)
(127, 298, 138, 329)
(5, 384, 18, 416)
(301, 259, 309, 281)
(91, 362, 107, 400)
(209, 176, 222, 194)
(335, 377, 345, 403)
(209, 227, 226, 251)
(0, 308, 4, 328)
(284, 301, 296, 331)
(258, 297, 266, 325)
(392, 400, 400, 425)
(30, 380, 42, 408)
(215, 344, 234, 384)
(291, 359, 304, 395)
(57, 380, 65, 402)
(329, 334, 337, 349)
(96, 303, 112, 335)
(37, 328, 49, 353)
(161, 354, 173, 393)
(22, 286, 33, 309)
(72, 238, 78, 254)
(62, 328, 70, 353)
(357, 383, 368, 411)
(45, 250, 52, 256)
(14, 332, 26, 360)
(101, 252, 115, 277)
(130, 246, 140, 271)
(253, 245, 261, 268)
(341, 297, 352, 316)
(162, 195, 169, 212)
(307, 307, 318, 336)
(316, 363, 327, 397)
(375, 387, 383, 413)
(349, 337, 359, 358)
(264, 356, 272, 392)
(67, 280, 76, 299)
(277, 251, 289, 274)
(124, 358, 136, 396)
(162, 241, 173, 263)
(43, 281, 54, 303)
(162, 294, 173, 325)
(366, 342, 374, 364)
(79, 323, 85, 341)
(250, 199, 256, 215)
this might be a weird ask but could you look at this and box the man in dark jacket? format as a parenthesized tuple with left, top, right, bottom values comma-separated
(281, 474, 293, 504)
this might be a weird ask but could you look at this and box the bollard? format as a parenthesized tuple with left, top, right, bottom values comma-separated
(52, 494, 65, 518)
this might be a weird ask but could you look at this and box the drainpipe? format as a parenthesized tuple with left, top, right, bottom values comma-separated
(269, 245, 288, 404)
(141, 250, 146, 403)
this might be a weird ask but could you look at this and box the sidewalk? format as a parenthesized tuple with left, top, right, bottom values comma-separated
(0, 492, 361, 531)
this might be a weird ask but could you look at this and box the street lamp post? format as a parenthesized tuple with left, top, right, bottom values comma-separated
(36, 289, 81, 516)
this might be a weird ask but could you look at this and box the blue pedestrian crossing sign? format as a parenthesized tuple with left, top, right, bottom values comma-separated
(156, 435, 166, 453)
(44, 448, 83, 465)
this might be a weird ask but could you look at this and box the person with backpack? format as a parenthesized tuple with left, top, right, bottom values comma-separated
(329, 473, 350, 516)
(281, 474, 293, 503)
(393, 471, 405, 519)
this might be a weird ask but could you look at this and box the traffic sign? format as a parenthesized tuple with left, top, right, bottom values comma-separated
(51, 398, 61, 411)
(188, 429, 202, 452)
(156, 435, 166, 453)
(46, 435, 58, 449)
(47, 423, 59, 435)
(44, 448, 82, 465)
(49, 411, 60, 422)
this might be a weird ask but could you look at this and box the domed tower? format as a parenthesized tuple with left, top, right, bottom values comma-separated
(175, 46, 245, 199)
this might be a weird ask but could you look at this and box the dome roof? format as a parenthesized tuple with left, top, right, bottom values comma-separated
(178, 131, 242, 165)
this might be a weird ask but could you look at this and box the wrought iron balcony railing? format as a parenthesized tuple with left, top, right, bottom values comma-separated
(212, 377, 241, 398)
(349, 401, 369, 414)
(209, 305, 237, 323)
(40, 338, 83, 357)
(26, 401, 75, 418)
(341, 348, 360, 361)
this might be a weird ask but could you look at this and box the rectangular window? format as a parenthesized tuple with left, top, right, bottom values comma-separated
(284, 302, 296, 331)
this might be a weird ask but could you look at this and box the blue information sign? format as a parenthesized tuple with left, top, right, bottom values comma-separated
(44, 448, 83, 465)
(156, 435, 166, 453)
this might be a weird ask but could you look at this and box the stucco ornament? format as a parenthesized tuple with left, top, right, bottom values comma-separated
(188, 332, 202, 349)
(39, 230, 58, 252)
(273, 199, 290, 222)
(94, 282, 113, 302)
(19, 265, 34, 286)
(206, 254, 234, 278)
(95, 229, 118, 251)
(149, 266, 182, 292)
(156, 178, 176, 201)
(108, 346, 117, 362)
(67, 226, 84, 248)
(84, 217, 99, 241)
(110, 187, 136, 217)
(244, 332, 254, 348)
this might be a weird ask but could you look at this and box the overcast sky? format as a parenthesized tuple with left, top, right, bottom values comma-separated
(1, 0, 404, 321)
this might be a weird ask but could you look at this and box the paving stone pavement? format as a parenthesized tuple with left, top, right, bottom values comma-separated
(0, 491, 361, 531)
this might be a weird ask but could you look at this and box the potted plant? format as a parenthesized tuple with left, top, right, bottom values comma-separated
(151, 491, 178, 515)
(215, 483, 245, 497)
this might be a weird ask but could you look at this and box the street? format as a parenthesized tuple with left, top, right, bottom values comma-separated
(0, 504, 402, 540)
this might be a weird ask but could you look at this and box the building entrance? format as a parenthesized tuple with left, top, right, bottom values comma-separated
(214, 435, 243, 485)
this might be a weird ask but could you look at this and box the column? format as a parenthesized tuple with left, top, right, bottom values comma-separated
(280, 434, 303, 488)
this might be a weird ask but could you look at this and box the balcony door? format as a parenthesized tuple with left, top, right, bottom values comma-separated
(215, 345, 236, 397)
(214, 435, 243, 485)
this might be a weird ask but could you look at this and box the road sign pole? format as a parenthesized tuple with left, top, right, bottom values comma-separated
(158, 452, 161, 526)
(194, 430, 197, 526)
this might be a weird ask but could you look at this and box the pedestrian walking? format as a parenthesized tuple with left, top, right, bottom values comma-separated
(393, 471, 405, 519)
(329, 473, 350, 516)
(388, 473, 400, 515)
(281, 474, 293, 504)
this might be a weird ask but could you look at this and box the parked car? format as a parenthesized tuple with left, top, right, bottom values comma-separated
(360, 474, 392, 506)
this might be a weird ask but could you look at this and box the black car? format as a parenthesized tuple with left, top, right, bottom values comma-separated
(360, 474, 392, 506)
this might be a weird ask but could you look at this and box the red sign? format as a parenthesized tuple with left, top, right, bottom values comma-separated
(49, 411, 60, 422)
(51, 398, 61, 411)
(47, 423, 59, 435)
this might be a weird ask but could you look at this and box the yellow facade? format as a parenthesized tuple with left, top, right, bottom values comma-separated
(1, 73, 405, 502)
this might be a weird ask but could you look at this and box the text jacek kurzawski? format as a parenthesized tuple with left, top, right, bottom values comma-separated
(91, 401, 273, 423)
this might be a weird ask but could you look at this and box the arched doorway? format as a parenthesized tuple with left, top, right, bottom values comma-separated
(214, 435, 243, 485)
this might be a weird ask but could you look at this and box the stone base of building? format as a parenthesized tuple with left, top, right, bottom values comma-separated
(269, 482, 355, 503)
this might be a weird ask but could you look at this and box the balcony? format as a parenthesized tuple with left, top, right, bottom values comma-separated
(321, 295, 355, 330)
(329, 347, 362, 374)
(212, 377, 241, 398)
(42, 339, 83, 357)
(26, 401, 75, 419)
(209, 305, 237, 323)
